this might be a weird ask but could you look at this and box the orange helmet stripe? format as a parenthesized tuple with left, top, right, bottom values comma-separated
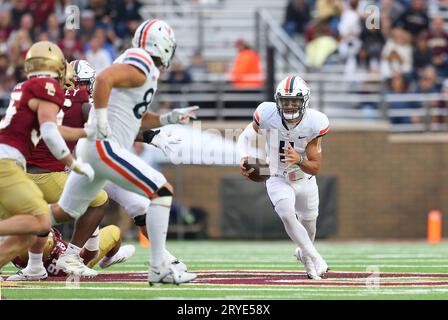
(284, 75, 292, 93)
(141, 19, 158, 50)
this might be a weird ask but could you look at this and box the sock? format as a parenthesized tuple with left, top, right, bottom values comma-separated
(275, 199, 319, 258)
(83, 227, 100, 252)
(146, 196, 172, 268)
(300, 217, 317, 242)
(26, 252, 44, 271)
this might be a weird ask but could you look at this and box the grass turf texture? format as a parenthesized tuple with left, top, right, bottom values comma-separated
(1, 240, 448, 300)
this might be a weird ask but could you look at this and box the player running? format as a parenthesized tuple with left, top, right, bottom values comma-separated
(7, 59, 191, 280)
(237, 75, 329, 279)
(53, 19, 197, 284)
(0, 41, 94, 271)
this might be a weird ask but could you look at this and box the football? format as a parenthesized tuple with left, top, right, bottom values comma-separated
(243, 157, 270, 182)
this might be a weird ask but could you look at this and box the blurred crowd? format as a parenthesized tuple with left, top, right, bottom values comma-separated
(0, 0, 219, 110)
(0, 0, 146, 108)
(284, 0, 448, 124)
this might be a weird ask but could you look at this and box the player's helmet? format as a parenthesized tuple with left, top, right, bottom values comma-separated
(132, 19, 176, 69)
(69, 59, 96, 94)
(24, 41, 66, 85)
(274, 75, 310, 122)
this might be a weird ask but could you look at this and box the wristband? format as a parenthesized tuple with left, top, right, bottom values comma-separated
(95, 108, 108, 123)
(159, 113, 170, 126)
(142, 129, 160, 144)
(298, 155, 305, 166)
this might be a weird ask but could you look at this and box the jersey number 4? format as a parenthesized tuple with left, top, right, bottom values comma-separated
(133, 88, 154, 119)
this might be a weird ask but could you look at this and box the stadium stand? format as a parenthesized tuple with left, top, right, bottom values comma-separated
(0, 0, 447, 132)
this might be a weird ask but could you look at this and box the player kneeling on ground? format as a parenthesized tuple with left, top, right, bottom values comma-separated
(8, 225, 135, 278)
(238, 75, 329, 279)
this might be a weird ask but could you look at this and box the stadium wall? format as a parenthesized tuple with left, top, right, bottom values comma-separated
(161, 122, 448, 239)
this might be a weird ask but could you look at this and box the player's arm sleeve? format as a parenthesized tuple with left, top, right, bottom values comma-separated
(121, 48, 153, 77)
(237, 122, 259, 159)
(314, 113, 330, 139)
(40, 122, 71, 160)
(81, 102, 91, 122)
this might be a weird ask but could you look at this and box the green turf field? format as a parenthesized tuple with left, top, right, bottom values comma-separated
(2, 240, 448, 300)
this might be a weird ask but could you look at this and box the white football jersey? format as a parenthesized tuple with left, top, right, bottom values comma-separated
(90, 48, 160, 150)
(253, 102, 329, 178)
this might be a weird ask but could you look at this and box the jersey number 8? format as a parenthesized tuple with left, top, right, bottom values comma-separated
(133, 88, 154, 119)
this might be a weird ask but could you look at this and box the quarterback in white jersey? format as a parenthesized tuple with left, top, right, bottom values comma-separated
(238, 75, 329, 279)
(52, 19, 198, 284)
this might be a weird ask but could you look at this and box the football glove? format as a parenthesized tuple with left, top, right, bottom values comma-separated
(160, 106, 199, 125)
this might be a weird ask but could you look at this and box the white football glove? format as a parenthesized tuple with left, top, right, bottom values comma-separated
(96, 108, 111, 139)
(70, 158, 95, 182)
(150, 131, 182, 157)
(160, 106, 199, 125)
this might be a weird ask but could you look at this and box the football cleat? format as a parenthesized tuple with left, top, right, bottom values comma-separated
(295, 248, 321, 280)
(99, 245, 136, 269)
(313, 254, 329, 278)
(149, 261, 197, 286)
(56, 252, 98, 277)
(165, 250, 188, 273)
(6, 267, 48, 281)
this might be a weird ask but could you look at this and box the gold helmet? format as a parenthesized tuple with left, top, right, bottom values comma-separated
(24, 41, 66, 85)
(63, 61, 75, 90)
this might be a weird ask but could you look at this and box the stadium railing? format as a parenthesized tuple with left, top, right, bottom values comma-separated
(152, 72, 448, 133)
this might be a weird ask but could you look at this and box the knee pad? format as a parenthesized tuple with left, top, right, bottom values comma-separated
(133, 214, 146, 227)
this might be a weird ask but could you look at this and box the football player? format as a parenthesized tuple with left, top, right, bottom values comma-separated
(8, 60, 189, 279)
(5, 60, 108, 280)
(10, 225, 135, 277)
(0, 41, 93, 270)
(237, 75, 329, 279)
(52, 20, 198, 284)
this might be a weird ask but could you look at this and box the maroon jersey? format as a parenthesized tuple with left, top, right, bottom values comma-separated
(424, 30, 448, 57)
(12, 227, 69, 277)
(27, 88, 89, 172)
(0, 77, 65, 159)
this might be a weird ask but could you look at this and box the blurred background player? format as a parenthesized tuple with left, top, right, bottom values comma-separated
(238, 75, 329, 279)
(10, 225, 135, 278)
(53, 20, 198, 284)
(0, 41, 94, 271)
